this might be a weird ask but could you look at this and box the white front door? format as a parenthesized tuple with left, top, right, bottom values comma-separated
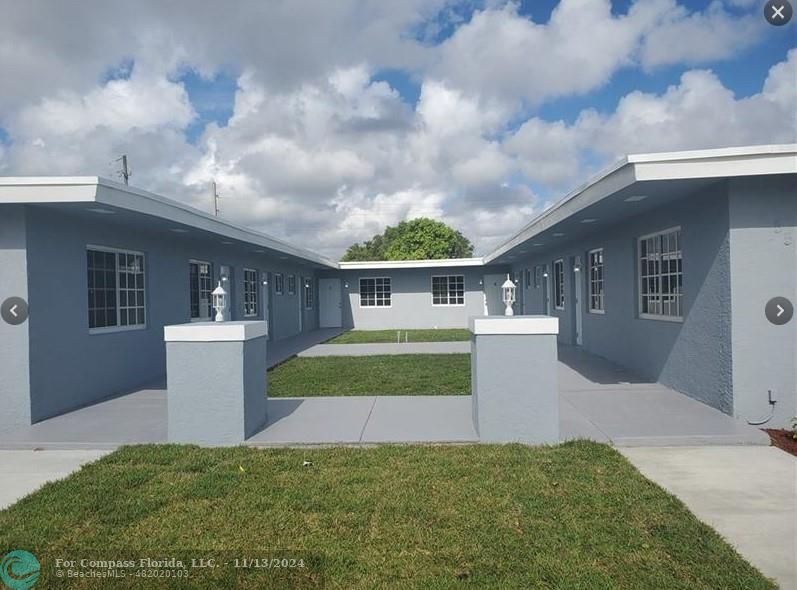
(483, 274, 506, 315)
(319, 278, 343, 328)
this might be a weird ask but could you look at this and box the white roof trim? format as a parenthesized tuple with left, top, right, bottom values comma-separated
(339, 257, 485, 269)
(484, 144, 797, 264)
(0, 176, 338, 269)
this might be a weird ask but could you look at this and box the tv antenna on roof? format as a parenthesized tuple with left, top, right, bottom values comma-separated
(115, 154, 131, 185)
(211, 180, 221, 216)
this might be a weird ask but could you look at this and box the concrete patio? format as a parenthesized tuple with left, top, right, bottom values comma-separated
(0, 332, 768, 449)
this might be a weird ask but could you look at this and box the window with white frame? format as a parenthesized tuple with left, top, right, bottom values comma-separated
(189, 260, 213, 320)
(639, 227, 682, 320)
(274, 273, 284, 295)
(243, 268, 259, 317)
(303, 279, 314, 309)
(431, 275, 465, 306)
(87, 247, 146, 331)
(553, 259, 565, 309)
(534, 266, 542, 288)
(287, 274, 296, 295)
(588, 249, 605, 313)
(360, 277, 391, 307)
(525, 269, 531, 288)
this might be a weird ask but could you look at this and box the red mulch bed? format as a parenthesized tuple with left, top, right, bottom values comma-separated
(764, 429, 797, 456)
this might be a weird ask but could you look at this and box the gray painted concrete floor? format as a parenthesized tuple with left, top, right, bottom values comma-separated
(0, 339, 768, 449)
(0, 450, 110, 510)
(247, 395, 477, 445)
(298, 341, 470, 357)
(621, 446, 797, 590)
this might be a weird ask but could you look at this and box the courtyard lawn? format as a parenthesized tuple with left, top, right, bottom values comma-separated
(325, 329, 470, 344)
(0, 442, 774, 589)
(268, 354, 470, 397)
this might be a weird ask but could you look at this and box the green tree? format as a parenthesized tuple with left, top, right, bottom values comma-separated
(341, 218, 473, 261)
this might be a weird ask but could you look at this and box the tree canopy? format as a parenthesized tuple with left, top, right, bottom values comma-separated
(341, 218, 474, 261)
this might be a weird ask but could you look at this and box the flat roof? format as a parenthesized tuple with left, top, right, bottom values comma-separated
(0, 176, 339, 269)
(339, 258, 485, 270)
(484, 143, 797, 264)
(1, 144, 793, 271)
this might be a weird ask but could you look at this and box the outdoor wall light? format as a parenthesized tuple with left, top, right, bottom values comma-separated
(344, 282, 349, 289)
(212, 282, 227, 322)
(501, 274, 516, 317)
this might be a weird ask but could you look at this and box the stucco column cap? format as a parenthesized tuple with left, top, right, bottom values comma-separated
(164, 321, 268, 342)
(469, 315, 559, 335)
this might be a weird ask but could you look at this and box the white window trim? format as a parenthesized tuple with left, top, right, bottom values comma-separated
(243, 267, 259, 318)
(287, 274, 297, 296)
(587, 248, 605, 315)
(274, 272, 284, 296)
(87, 245, 147, 335)
(189, 259, 213, 322)
(431, 274, 466, 307)
(359, 276, 392, 309)
(553, 259, 565, 311)
(637, 226, 684, 323)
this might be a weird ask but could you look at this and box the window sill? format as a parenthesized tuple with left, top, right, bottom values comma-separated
(432, 303, 466, 307)
(638, 313, 683, 323)
(588, 309, 605, 315)
(89, 324, 147, 335)
(359, 305, 392, 309)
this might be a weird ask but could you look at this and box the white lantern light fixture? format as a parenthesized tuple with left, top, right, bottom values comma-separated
(212, 281, 227, 322)
(501, 273, 516, 316)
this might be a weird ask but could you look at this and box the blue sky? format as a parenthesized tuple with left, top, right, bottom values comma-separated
(0, 0, 793, 256)
(168, 0, 795, 145)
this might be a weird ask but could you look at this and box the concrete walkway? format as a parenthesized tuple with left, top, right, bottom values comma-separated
(621, 446, 797, 590)
(0, 340, 768, 450)
(247, 395, 477, 445)
(298, 341, 470, 357)
(0, 450, 110, 510)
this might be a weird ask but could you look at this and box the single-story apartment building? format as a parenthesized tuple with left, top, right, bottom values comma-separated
(0, 144, 794, 432)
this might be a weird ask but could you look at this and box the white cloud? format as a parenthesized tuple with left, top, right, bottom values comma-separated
(639, 0, 763, 69)
(0, 1, 789, 258)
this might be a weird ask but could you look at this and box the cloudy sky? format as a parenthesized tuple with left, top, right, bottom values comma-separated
(0, 0, 794, 257)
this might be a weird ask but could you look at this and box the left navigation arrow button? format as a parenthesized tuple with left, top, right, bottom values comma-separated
(1, 297, 29, 325)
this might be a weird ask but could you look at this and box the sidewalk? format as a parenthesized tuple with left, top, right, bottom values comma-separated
(621, 446, 797, 590)
(298, 341, 470, 357)
(0, 450, 109, 510)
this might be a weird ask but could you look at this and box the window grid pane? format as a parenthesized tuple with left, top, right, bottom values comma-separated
(190, 262, 213, 319)
(432, 275, 465, 306)
(244, 269, 259, 317)
(589, 250, 604, 312)
(554, 260, 565, 309)
(360, 278, 391, 307)
(88, 249, 146, 330)
(639, 229, 682, 319)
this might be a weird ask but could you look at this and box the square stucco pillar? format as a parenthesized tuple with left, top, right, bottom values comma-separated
(470, 316, 559, 444)
(164, 321, 268, 445)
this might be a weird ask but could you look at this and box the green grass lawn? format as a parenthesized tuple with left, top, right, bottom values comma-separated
(325, 329, 470, 344)
(0, 442, 773, 589)
(268, 354, 470, 396)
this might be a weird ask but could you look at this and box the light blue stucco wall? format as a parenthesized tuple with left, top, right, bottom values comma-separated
(0, 206, 32, 432)
(728, 175, 796, 428)
(512, 182, 734, 413)
(9, 205, 321, 425)
(325, 266, 507, 330)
